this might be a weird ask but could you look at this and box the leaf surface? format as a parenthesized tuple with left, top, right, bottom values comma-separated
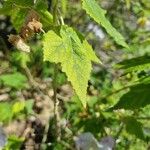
(124, 117, 145, 140)
(116, 55, 150, 73)
(0, 72, 27, 89)
(113, 84, 150, 109)
(82, 0, 129, 49)
(43, 26, 100, 107)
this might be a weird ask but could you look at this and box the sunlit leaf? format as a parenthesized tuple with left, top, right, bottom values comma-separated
(43, 26, 100, 107)
(12, 101, 25, 114)
(82, 0, 129, 49)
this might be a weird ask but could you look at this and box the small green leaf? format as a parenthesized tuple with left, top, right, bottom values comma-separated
(43, 26, 100, 107)
(82, 0, 129, 49)
(0, 103, 13, 122)
(7, 0, 33, 7)
(11, 51, 30, 68)
(0, 2, 12, 15)
(25, 100, 34, 114)
(61, 0, 68, 16)
(10, 8, 28, 31)
(12, 101, 25, 114)
(35, 0, 53, 26)
(124, 117, 145, 140)
(5, 135, 24, 150)
(82, 40, 101, 63)
(113, 84, 150, 109)
(0, 72, 27, 89)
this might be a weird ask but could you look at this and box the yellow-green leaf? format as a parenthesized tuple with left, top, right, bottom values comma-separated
(43, 26, 100, 107)
(12, 101, 25, 114)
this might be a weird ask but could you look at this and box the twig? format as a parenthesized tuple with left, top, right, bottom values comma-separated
(41, 0, 62, 145)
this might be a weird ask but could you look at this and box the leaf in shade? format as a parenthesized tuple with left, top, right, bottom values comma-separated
(124, 117, 145, 140)
(0, 103, 13, 122)
(116, 55, 150, 73)
(0, 72, 27, 89)
(113, 84, 150, 109)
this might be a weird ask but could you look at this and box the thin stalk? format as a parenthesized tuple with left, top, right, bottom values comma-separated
(53, 64, 61, 141)
(40, 0, 61, 147)
(52, 0, 61, 141)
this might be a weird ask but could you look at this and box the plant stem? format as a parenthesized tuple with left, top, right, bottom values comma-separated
(52, 0, 61, 141)
(53, 64, 61, 141)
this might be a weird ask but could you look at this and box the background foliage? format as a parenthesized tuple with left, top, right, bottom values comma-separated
(0, 0, 150, 149)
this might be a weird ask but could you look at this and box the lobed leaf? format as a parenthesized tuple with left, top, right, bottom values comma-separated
(43, 26, 100, 107)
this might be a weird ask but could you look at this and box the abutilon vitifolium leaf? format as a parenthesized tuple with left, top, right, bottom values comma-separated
(82, 0, 129, 49)
(43, 26, 100, 107)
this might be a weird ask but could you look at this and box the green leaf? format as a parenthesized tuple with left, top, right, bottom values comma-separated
(11, 51, 30, 68)
(0, 2, 12, 15)
(116, 55, 150, 73)
(61, 0, 68, 16)
(43, 26, 100, 107)
(0, 1, 28, 32)
(82, 0, 129, 49)
(37, 10, 53, 27)
(124, 117, 145, 140)
(25, 100, 34, 114)
(7, 0, 33, 7)
(113, 84, 150, 109)
(12, 101, 25, 114)
(0, 102, 13, 122)
(34, 0, 53, 27)
(0, 72, 27, 89)
(5, 135, 24, 150)
(0, 0, 53, 31)
(10, 8, 28, 31)
(82, 40, 100, 63)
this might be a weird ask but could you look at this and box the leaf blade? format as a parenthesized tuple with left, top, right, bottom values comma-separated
(113, 84, 150, 109)
(82, 0, 129, 49)
(43, 26, 100, 107)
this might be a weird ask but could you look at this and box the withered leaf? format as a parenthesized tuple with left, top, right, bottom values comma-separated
(20, 9, 43, 40)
